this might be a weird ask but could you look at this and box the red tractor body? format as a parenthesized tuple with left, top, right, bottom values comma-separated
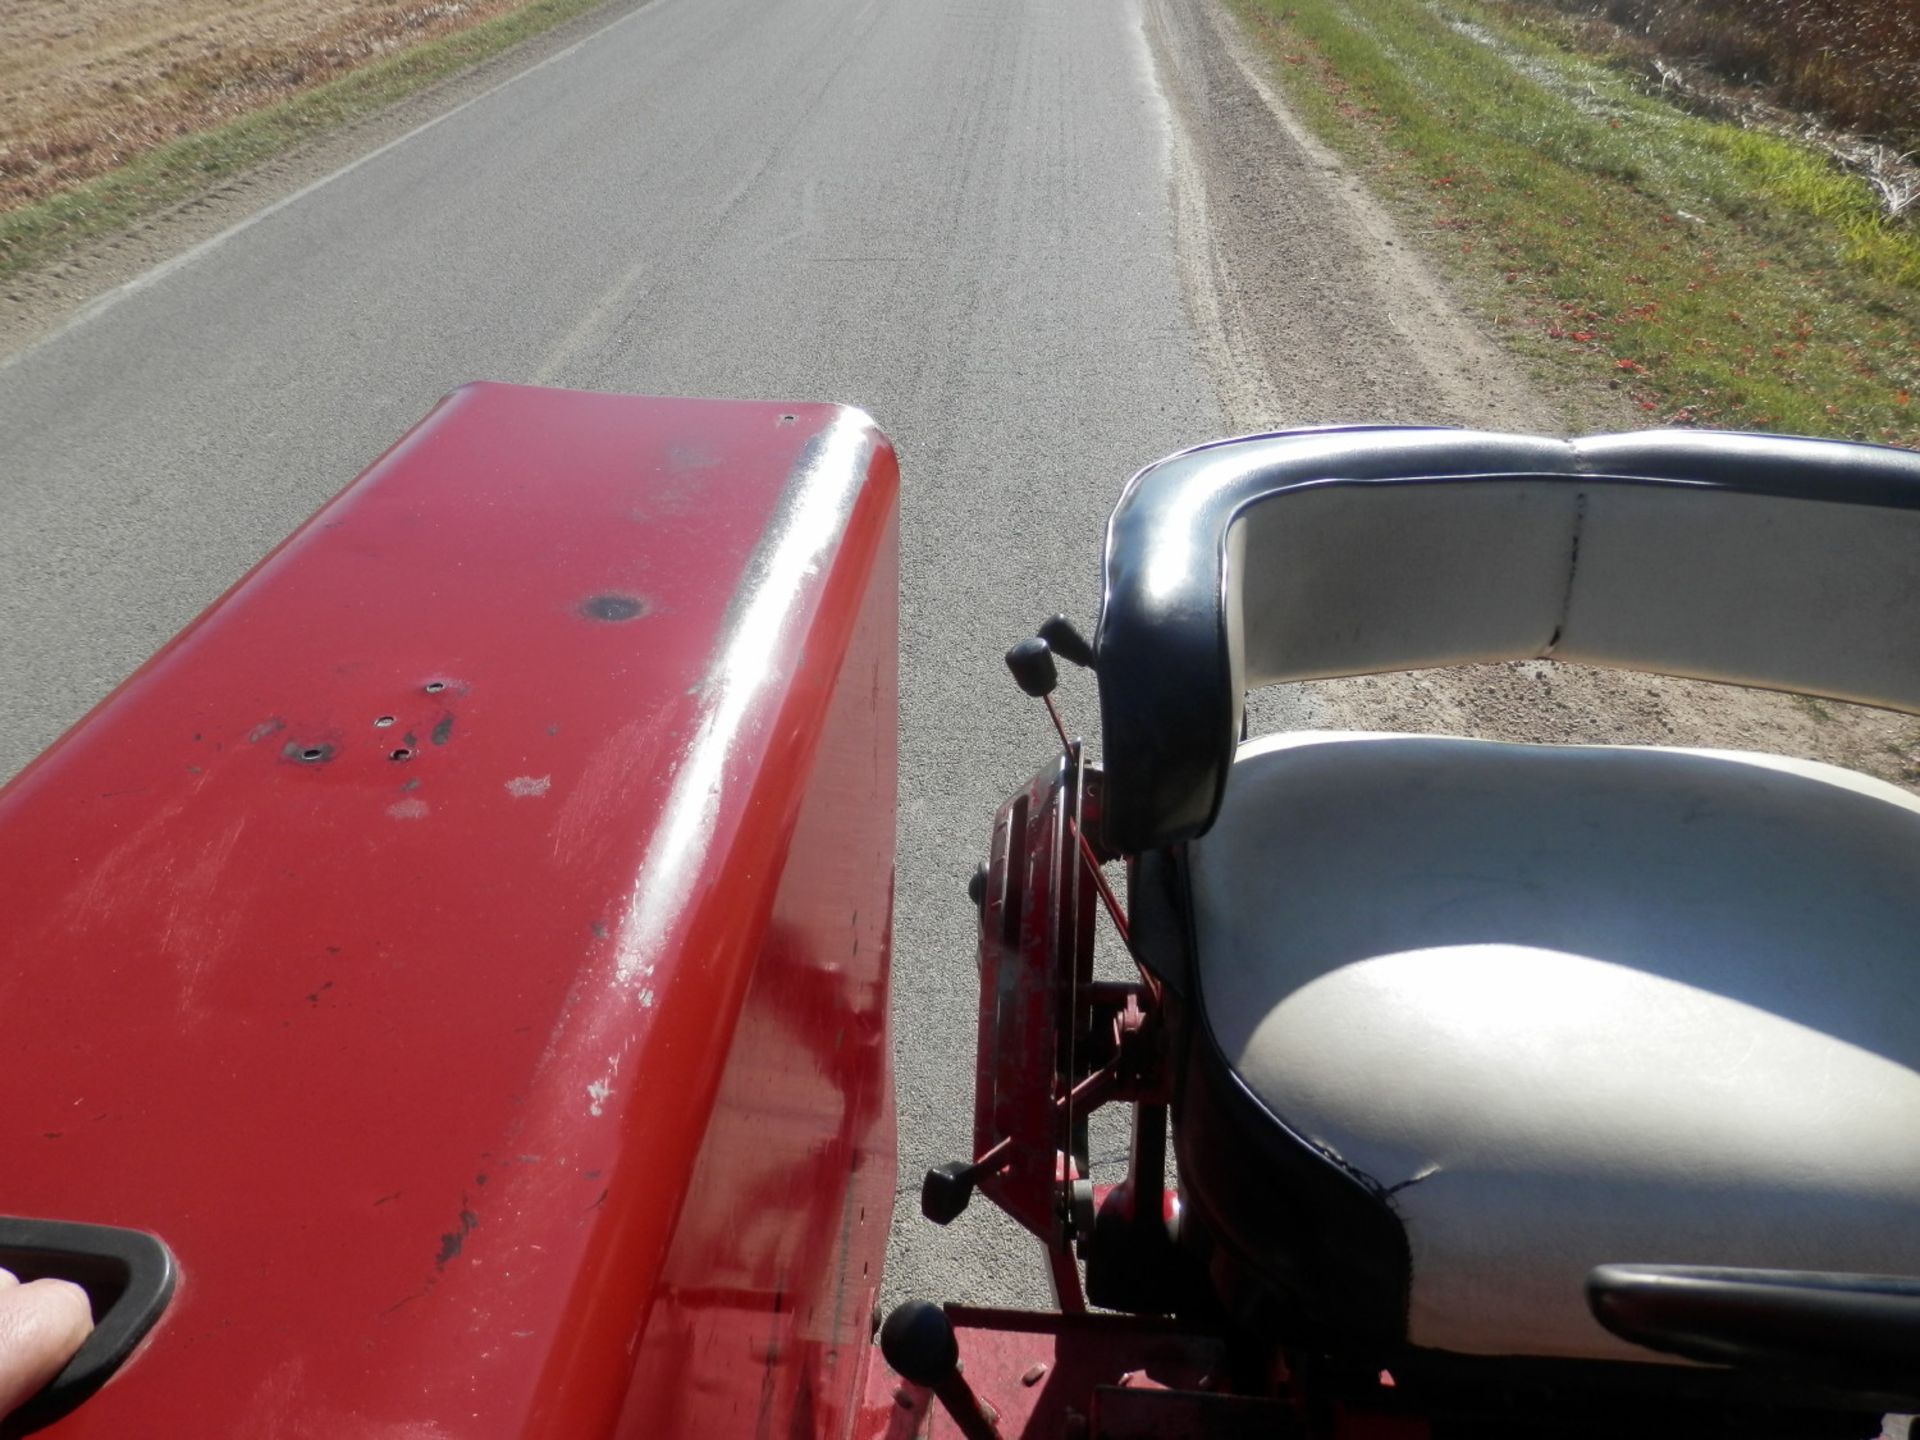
(0, 385, 900, 1437)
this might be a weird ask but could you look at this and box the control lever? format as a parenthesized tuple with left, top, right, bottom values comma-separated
(920, 1138, 1011, 1225)
(1006, 637, 1072, 755)
(1004, 637, 1057, 697)
(879, 1301, 1000, 1440)
(1038, 613, 1094, 668)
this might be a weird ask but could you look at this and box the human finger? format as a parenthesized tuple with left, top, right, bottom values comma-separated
(0, 1278, 94, 1419)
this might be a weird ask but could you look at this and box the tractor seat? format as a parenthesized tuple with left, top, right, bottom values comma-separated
(1176, 730, 1920, 1366)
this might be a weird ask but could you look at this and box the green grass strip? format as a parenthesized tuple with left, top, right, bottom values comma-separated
(0, 0, 613, 286)
(1229, 0, 1919, 446)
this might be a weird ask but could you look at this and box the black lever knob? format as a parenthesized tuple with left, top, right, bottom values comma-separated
(879, 1302, 1000, 1439)
(921, 1161, 978, 1225)
(879, 1300, 960, 1388)
(1005, 637, 1057, 697)
(1038, 614, 1094, 669)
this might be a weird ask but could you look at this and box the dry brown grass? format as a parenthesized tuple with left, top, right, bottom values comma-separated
(0, 0, 526, 213)
(1537, 0, 1920, 151)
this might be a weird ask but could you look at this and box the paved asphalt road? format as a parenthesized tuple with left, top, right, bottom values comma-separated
(0, 0, 1225, 1309)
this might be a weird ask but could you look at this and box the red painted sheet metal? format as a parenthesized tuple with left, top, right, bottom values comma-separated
(0, 383, 899, 1437)
(622, 509, 898, 1438)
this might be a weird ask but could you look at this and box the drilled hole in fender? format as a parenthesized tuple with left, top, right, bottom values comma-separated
(580, 594, 647, 622)
(424, 681, 447, 694)
(374, 715, 395, 728)
(390, 748, 414, 762)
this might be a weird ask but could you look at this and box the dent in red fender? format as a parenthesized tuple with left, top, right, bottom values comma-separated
(0, 384, 900, 1437)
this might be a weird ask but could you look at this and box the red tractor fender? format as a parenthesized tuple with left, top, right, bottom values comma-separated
(0, 384, 900, 1438)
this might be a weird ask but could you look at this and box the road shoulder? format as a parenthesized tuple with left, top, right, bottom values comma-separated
(1147, 0, 1592, 438)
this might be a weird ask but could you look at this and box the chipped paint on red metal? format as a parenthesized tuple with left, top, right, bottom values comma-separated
(0, 383, 899, 1437)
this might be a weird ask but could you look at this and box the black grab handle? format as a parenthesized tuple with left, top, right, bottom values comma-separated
(1588, 1263, 1920, 1405)
(0, 1218, 176, 1434)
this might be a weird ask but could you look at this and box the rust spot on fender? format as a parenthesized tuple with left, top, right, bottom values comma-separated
(435, 1204, 479, 1270)
(431, 714, 454, 746)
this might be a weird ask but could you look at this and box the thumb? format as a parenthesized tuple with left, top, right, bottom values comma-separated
(0, 1276, 95, 1420)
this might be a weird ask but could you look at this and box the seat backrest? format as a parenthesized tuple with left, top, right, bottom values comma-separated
(1094, 426, 1920, 853)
